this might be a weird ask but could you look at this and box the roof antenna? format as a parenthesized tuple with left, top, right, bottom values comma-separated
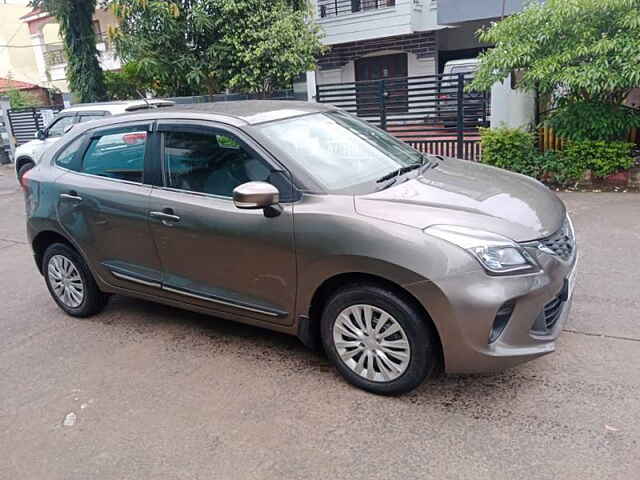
(136, 90, 156, 108)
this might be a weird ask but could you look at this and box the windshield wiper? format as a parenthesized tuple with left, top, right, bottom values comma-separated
(376, 163, 422, 183)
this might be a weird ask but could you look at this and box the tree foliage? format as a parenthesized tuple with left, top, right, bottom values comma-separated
(110, 0, 221, 97)
(104, 62, 154, 100)
(469, 0, 640, 104)
(30, 0, 108, 103)
(7, 89, 41, 109)
(208, 0, 325, 94)
(545, 102, 640, 141)
(109, 0, 324, 96)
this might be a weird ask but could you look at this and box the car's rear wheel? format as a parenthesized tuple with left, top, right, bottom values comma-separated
(17, 161, 34, 181)
(43, 243, 108, 317)
(320, 284, 437, 395)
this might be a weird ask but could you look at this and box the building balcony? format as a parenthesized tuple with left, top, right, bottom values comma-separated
(43, 48, 66, 67)
(437, 0, 542, 25)
(315, 0, 438, 46)
(42, 34, 120, 80)
(318, 0, 396, 19)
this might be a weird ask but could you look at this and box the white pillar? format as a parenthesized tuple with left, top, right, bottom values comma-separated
(31, 32, 48, 86)
(490, 74, 536, 129)
(306, 70, 317, 102)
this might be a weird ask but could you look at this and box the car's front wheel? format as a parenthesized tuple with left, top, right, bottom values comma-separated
(43, 243, 109, 317)
(320, 284, 437, 395)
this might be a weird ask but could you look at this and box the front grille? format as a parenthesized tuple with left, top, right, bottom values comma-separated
(538, 218, 575, 261)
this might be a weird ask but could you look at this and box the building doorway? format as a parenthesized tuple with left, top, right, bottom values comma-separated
(355, 53, 408, 115)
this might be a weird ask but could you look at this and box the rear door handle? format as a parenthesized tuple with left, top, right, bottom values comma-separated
(60, 192, 82, 201)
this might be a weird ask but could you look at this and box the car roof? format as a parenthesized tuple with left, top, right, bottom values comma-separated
(151, 100, 335, 125)
(68, 100, 336, 130)
(62, 99, 175, 114)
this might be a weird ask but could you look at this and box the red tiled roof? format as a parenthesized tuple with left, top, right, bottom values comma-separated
(0, 77, 39, 93)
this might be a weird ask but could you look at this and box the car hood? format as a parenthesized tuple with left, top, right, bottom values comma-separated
(355, 158, 565, 242)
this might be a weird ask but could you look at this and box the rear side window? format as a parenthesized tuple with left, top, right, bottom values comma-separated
(78, 113, 106, 123)
(81, 128, 148, 183)
(55, 136, 84, 168)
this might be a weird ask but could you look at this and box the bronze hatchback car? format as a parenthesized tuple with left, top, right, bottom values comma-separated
(22, 101, 577, 395)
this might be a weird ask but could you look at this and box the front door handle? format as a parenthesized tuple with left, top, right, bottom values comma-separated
(60, 191, 82, 201)
(150, 209, 181, 224)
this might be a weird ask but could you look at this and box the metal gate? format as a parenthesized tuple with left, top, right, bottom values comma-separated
(7, 106, 64, 147)
(316, 73, 489, 160)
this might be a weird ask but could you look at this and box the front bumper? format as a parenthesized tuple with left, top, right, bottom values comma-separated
(406, 248, 578, 374)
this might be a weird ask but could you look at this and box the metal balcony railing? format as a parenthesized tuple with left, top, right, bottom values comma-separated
(42, 34, 113, 68)
(43, 48, 66, 67)
(319, 0, 396, 18)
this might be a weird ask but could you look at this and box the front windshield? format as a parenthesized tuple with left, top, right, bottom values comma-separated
(257, 111, 426, 193)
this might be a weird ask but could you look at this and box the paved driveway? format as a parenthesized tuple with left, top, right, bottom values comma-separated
(0, 164, 638, 479)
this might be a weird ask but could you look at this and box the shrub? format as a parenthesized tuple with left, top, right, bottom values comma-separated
(479, 128, 634, 186)
(545, 102, 640, 142)
(542, 150, 587, 186)
(561, 141, 634, 179)
(480, 127, 544, 178)
(7, 88, 40, 108)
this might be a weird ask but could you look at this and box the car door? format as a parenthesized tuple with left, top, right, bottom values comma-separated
(55, 121, 165, 292)
(147, 121, 297, 326)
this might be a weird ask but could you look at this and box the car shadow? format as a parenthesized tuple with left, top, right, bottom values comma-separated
(90, 295, 544, 411)
(91, 294, 332, 368)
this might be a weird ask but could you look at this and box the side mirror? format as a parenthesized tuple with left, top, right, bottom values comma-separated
(233, 181, 279, 210)
(35, 129, 46, 140)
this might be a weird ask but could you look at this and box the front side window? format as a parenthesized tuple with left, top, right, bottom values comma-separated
(47, 115, 75, 138)
(81, 128, 148, 183)
(256, 111, 424, 193)
(55, 136, 84, 168)
(163, 130, 271, 197)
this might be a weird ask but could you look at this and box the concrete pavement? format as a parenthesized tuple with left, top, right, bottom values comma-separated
(0, 164, 638, 479)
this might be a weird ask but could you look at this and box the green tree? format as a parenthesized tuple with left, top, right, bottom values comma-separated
(109, 0, 324, 96)
(104, 62, 154, 100)
(110, 0, 221, 97)
(7, 89, 40, 108)
(209, 0, 325, 94)
(470, 0, 640, 102)
(30, 0, 108, 103)
(469, 0, 640, 141)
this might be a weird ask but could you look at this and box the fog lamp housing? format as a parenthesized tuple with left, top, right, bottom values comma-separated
(489, 300, 515, 343)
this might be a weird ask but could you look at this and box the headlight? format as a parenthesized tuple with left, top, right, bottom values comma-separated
(424, 225, 539, 275)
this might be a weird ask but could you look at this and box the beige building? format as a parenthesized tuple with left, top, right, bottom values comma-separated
(0, 1, 41, 87)
(21, 5, 121, 94)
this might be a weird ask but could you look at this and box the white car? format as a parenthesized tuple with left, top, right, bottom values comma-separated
(14, 99, 174, 181)
(437, 58, 486, 124)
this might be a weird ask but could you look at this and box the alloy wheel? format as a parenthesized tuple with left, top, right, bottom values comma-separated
(47, 254, 85, 308)
(332, 304, 411, 382)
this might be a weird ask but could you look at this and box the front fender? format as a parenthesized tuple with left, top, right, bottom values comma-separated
(295, 254, 428, 318)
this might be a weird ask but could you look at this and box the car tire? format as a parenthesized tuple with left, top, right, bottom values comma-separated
(17, 161, 34, 181)
(320, 284, 437, 395)
(43, 243, 109, 317)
